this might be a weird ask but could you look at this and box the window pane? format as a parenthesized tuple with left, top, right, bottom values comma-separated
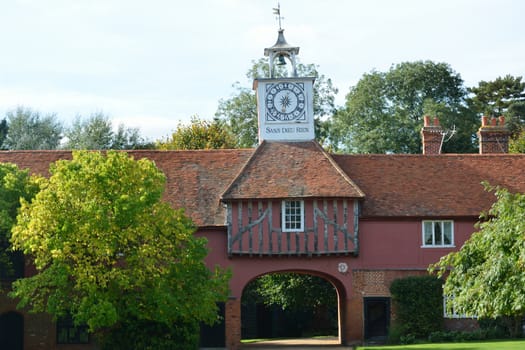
(424, 222, 433, 245)
(434, 222, 442, 245)
(283, 201, 303, 231)
(443, 221, 452, 245)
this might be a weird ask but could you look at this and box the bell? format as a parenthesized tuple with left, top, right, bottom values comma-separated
(276, 55, 286, 66)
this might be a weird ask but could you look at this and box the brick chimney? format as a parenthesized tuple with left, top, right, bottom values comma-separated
(477, 116, 510, 154)
(421, 116, 443, 155)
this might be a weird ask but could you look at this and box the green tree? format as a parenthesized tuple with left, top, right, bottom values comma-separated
(468, 75, 525, 136)
(63, 112, 151, 150)
(0, 163, 40, 282)
(156, 116, 236, 150)
(216, 58, 339, 148)
(430, 184, 525, 336)
(4, 106, 63, 150)
(9, 151, 230, 345)
(244, 273, 336, 312)
(0, 119, 7, 149)
(334, 61, 477, 154)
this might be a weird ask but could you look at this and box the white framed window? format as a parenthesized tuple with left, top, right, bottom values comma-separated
(422, 220, 454, 247)
(282, 200, 304, 232)
(443, 295, 475, 319)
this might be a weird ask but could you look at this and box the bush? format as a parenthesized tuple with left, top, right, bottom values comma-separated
(428, 326, 514, 343)
(479, 316, 519, 338)
(99, 318, 200, 350)
(400, 333, 416, 345)
(390, 275, 444, 340)
(387, 323, 404, 344)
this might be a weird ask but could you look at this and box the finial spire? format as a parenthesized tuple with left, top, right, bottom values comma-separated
(265, 3, 299, 78)
(273, 3, 283, 30)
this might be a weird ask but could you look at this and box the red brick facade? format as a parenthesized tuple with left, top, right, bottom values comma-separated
(1, 118, 525, 349)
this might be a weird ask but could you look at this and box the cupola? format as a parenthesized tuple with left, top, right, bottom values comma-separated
(253, 4, 315, 143)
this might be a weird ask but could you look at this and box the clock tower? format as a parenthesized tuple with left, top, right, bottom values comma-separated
(254, 6, 315, 143)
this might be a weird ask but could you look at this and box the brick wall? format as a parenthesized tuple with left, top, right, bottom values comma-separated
(349, 269, 428, 341)
(225, 298, 241, 350)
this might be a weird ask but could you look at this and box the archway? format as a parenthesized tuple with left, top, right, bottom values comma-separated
(240, 270, 346, 346)
(0, 311, 24, 350)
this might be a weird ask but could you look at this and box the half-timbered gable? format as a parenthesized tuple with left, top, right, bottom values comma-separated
(221, 141, 364, 256)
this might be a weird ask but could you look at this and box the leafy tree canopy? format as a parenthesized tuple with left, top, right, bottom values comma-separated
(468, 75, 525, 116)
(0, 163, 41, 281)
(156, 116, 237, 150)
(4, 106, 63, 150)
(63, 112, 151, 150)
(334, 61, 477, 154)
(430, 184, 525, 321)
(468, 75, 525, 139)
(216, 58, 339, 148)
(10, 151, 230, 337)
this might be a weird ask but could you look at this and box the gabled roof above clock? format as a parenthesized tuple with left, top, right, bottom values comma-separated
(221, 140, 365, 200)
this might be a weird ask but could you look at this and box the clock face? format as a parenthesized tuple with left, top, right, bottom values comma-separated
(265, 82, 306, 122)
(338, 262, 348, 274)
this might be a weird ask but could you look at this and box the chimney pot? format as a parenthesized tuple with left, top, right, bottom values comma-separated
(421, 116, 443, 155)
(477, 115, 510, 154)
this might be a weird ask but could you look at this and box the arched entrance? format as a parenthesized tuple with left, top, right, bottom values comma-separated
(0, 311, 24, 350)
(240, 270, 346, 347)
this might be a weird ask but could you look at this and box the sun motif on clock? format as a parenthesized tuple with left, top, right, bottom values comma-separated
(265, 82, 306, 122)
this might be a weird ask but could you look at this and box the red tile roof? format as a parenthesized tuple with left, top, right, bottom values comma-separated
(333, 154, 525, 217)
(0, 150, 252, 227)
(2, 149, 525, 225)
(222, 141, 365, 200)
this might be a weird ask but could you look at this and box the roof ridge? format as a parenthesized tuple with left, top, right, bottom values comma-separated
(220, 142, 262, 200)
(314, 142, 365, 197)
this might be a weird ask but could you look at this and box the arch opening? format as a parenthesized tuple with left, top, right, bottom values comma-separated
(240, 271, 344, 346)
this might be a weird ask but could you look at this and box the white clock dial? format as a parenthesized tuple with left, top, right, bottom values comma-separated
(265, 82, 306, 122)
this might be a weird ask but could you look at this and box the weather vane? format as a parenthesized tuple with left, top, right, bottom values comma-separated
(273, 2, 284, 30)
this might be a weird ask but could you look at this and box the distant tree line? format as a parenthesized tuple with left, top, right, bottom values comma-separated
(215, 60, 525, 154)
(0, 107, 153, 150)
(2, 60, 523, 153)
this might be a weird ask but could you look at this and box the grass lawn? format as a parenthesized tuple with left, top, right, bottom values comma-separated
(357, 339, 525, 350)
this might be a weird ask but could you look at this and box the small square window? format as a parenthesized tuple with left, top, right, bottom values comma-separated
(422, 220, 454, 247)
(282, 200, 304, 232)
(57, 315, 89, 344)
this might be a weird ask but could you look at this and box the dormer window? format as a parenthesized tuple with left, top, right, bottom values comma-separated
(422, 220, 454, 247)
(282, 200, 304, 232)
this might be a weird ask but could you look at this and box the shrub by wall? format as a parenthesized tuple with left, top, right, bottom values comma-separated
(99, 318, 199, 350)
(390, 275, 444, 340)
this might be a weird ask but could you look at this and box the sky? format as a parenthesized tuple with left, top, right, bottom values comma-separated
(1, 0, 524, 141)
